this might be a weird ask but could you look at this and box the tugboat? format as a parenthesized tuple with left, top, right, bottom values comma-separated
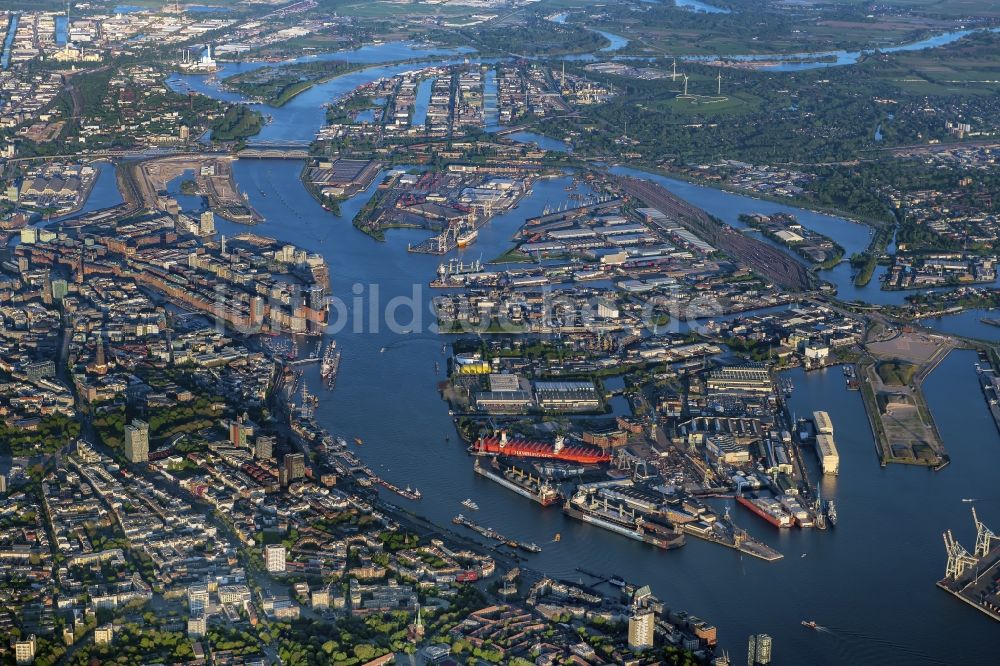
(801, 620, 818, 630)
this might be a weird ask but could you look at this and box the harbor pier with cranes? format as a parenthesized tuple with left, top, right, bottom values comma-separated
(939, 508, 1000, 622)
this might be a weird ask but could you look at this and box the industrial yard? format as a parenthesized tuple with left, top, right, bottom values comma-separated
(860, 328, 955, 467)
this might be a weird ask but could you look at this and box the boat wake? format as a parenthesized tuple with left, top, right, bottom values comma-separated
(813, 626, 952, 665)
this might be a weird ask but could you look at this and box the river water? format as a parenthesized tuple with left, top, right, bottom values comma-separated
(675, 0, 731, 14)
(685, 27, 1000, 72)
(157, 40, 1000, 662)
(1, 14, 18, 71)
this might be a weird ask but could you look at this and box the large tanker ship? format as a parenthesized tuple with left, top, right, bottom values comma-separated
(471, 432, 611, 464)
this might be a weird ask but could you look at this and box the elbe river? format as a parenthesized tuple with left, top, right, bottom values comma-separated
(130, 39, 1000, 663)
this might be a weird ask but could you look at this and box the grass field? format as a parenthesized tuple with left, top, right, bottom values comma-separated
(876, 360, 917, 386)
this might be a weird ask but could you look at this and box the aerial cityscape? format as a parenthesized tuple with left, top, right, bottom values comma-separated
(0, 0, 998, 664)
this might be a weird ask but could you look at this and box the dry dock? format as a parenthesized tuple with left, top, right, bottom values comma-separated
(682, 517, 783, 562)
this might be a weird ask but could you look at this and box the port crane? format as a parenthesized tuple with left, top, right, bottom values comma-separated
(973, 507, 999, 558)
(613, 448, 651, 481)
(943, 529, 978, 580)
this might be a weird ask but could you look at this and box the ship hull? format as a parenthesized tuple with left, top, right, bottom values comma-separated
(474, 463, 560, 506)
(473, 436, 610, 464)
(737, 495, 791, 528)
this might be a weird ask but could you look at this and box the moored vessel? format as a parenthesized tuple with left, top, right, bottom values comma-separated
(473, 458, 563, 506)
(320, 340, 341, 389)
(737, 495, 793, 528)
(456, 228, 478, 247)
(472, 432, 611, 464)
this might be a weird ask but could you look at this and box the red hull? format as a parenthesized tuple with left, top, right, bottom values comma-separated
(736, 495, 788, 528)
(474, 436, 610, 464)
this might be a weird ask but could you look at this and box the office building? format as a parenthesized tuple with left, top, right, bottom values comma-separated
(94, 624, 114, 645)
(254, 435, 275, 460)
(228, 417, 253, 447)
(199, 210, 215, 236)
(284, 453, 305, 482)
(188, 583, 209, 615)
(124, 419, 149, 463)
(265, 544, 286, 573)
(51, 278, 69, 301)
(628, 607, 655, 650)
(187, 613, 207, 638)
(15, 634, 36, 665)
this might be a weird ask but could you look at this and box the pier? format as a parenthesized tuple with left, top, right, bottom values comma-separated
(938, 508, 1000, 622)
(976, 356, 1000, 436)
(452, 514, 541, 554)
(682, 513, 784, 562)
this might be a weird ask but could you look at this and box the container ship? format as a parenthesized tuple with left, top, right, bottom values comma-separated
(737, 495, 793, 528)
(563, 489, 685, 550)
(473, 458, 563, 506)
(472, 432, 611, 464)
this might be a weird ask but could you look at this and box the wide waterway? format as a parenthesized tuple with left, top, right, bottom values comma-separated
(685, 27, 1000, 72)
(164, 42, 1000, 662)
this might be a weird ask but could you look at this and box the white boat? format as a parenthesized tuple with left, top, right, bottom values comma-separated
(461, 498, 479, 511)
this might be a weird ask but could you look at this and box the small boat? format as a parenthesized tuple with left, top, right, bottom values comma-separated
(962, 498, 977, 503)
(801, 620, 818, 629)
(609, 575, 626, 588)
(461, 498, 479, 511)
(554, 533, 561, 542)
(354, 437, 363, 446)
